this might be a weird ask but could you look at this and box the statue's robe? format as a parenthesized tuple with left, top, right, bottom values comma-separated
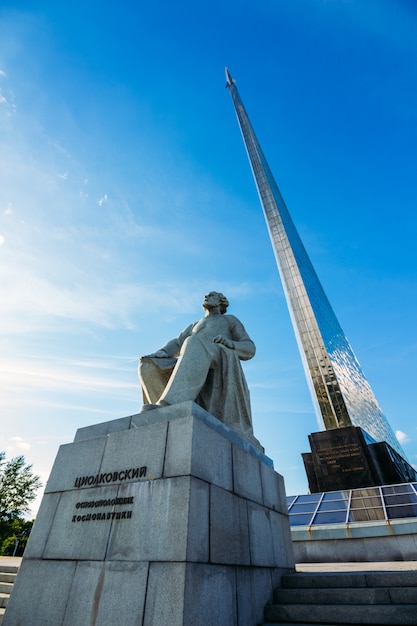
(139, 314, 261, 449)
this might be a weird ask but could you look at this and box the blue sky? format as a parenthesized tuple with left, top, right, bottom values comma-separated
(1, 0, 416, 515)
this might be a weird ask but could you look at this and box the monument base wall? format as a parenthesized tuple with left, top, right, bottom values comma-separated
(5, 402, 294, 626)
(292, 518, 417, 563)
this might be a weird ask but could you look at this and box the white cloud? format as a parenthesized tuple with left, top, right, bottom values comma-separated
(3, 203, 13, 215)
(396, 430, 410, 445)
(0, 435, 31, 454)
(0, 253, 199, 333)
(0, 234, 4, 245)
(9, 436, 31, 451)
(0, 70, 6, 77)
(0, 357, 136, 397)
(98, 194, 108, 206)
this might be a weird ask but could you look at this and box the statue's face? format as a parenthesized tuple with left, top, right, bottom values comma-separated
(203, 292, 221, 309)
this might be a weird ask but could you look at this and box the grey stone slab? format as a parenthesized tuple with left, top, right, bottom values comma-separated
(270, 510, 295, 569)
(281, 572, 368, 588)
(164, 415, 233, 490)
(184, 563, 237, 626)
(389, 587, 417, 603)
(101, 420, 168, 481)
(297, 536, 364, 564)
(133, 401, 273, 467)
(236, 567, 273, 626)
(364, 536, 403, 562)
(107, 476, 208, 562)
(232, 444, 263, 504)
(292, 540, 309, 563)
(267, 602, 417, 625)
(187, 475, 210, 561)
(3, 559, 76, 626)
(63, 560, 149, 626)
(260, 463, 287, 512)
(365, 570, 417, 587)
(162, 416, 193, 475)
(143, 562, 186, 626)
(247, 502, 276, 566)
(397, 532, 417, 561)
(45, 437, 107, 493)
(275, 586, 391, 605)
(43, 486, 118, 560)
(74, 415, 133, 442)
(132, 400, 209, 431)
(23, 492, 61, 558)
(210, 485, 250, 565)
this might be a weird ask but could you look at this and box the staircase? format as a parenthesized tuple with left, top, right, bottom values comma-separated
(263, 570, 417, 625)
(0, 564, 19, 625)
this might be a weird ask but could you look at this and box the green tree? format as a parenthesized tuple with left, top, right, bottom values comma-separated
(0, 452, 42, 555)
(0, 518, 35, 556)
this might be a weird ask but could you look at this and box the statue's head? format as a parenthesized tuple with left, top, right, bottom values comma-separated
(202, 292, 229, 314)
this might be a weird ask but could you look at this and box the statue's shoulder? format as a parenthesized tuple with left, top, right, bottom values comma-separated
(223, 314, 241, 325)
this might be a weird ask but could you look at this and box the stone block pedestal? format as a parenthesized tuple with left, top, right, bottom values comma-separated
(5, 402, 294, 626)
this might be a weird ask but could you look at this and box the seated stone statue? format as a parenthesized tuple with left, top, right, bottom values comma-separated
(138, 291, 262, 449)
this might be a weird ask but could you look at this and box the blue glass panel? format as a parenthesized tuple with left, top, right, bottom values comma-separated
(382, 484, 413, 495)
(386, 505, 417, 520)
(313, 511, 347, 524)
(290, 503, 319, 513)
(286, 496, 297, 507)
(289, 513, 313, 526)
(317, 500, 347, 512)
(322, 491, 349, 501)
(384, 494, 417, 506)
(295, 494, 322, 504)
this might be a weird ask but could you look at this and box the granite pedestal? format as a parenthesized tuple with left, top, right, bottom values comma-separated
(5, 402, 294, 626)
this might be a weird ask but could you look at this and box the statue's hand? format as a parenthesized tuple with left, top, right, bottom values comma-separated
(142, 349, 168, 358)
(213, 335, 234, 349)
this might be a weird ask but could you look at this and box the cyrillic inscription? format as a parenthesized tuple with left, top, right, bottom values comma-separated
(75, 497, 134, 509)
(74, 466, 147, 488)
(71, 497, 134, 523)
(72, 511, 132, 522)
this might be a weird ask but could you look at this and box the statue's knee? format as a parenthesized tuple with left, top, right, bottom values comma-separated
(138, 360, 156, 381)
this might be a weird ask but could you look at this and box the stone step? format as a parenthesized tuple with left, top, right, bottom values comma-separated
(0, 585, 12, 597)
(281, 570, 417, 589)
(274, 586, 417, 605)
(264, 603, 417, 625)
(0, 568, 18, 576)
(0, 574, 16, 585)
(0, 565, 19, 625)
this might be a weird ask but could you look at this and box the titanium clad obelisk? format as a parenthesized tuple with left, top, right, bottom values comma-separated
(225, 67, 406, 463)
